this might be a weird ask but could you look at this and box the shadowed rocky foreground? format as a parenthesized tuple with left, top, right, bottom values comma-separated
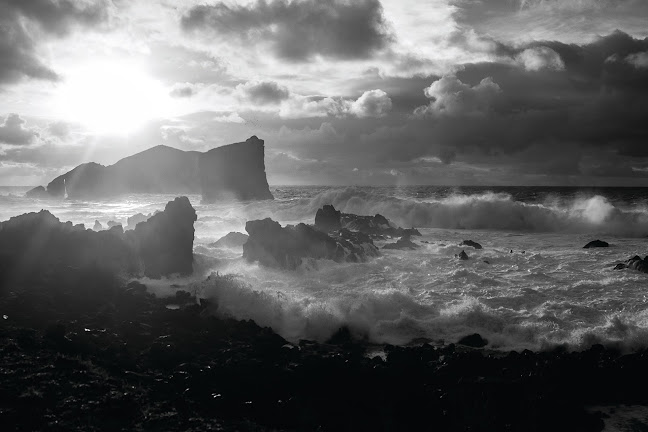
(3, 269, 648, 431)
(3, 200, 648, 431)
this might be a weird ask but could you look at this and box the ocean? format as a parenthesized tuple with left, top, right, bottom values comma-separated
(3, 185, 648, 352)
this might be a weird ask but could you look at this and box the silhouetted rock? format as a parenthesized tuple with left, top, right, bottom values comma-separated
(130, 196, 197, 278)
(383, 235, 419, 250)
(126, 212, 150, 230)
(243, 218, 378, 269)
(583, 239, 609, 248)
(25, 186, 49, 198)
(0, 197, 197, 284)
(93, 220, 103, 231)
(199, 136, 273, 202)
(210, 232, 249, 249)
(461, 240, 483, 249)
(456, 250, 469, 260)
(43, 136, 273, 202)
(614, 255, 648, 273)
(315, 204, 342, 232)
(457, 333, 488, 348)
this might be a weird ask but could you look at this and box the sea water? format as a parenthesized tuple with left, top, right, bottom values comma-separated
(3, 185, 648, 351)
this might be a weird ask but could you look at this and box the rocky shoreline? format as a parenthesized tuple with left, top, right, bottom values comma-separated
(2, 199, 648, 430)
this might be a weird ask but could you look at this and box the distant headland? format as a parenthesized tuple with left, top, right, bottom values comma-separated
(26, 136, 274, 202)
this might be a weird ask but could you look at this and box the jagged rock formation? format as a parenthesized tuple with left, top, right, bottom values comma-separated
(314, 204, 421, 239)
(0, 197, 197, 284)
(614, 255, 648, 273)
(210, 232, 249, 249)
(315, 205, 342, 232)
(243, 218, 378, 270)
(32, 136, 272, 202)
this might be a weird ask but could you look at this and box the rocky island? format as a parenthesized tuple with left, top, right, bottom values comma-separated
(26, 136, 273, 202)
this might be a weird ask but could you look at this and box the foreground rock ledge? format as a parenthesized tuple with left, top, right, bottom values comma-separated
(0, 196, 196, 284)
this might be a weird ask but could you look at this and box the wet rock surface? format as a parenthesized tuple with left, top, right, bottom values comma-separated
(461, 240, 483, 249)
(243, 218, 378, 269)
(614, 255, 648, 273)
(2, 270, 647, 431)
(383, 235, 420, 250)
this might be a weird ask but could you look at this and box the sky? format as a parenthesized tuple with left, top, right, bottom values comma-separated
(1, 0, 647, 186)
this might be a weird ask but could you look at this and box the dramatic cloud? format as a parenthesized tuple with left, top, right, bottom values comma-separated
(280, 89, 392, 119)
(236, 81, 290, 105)
(414, 76, 501, 117)
(0, 114, 38, 145)
(0, 0, 110, 84)
(181, 0, 393, 61)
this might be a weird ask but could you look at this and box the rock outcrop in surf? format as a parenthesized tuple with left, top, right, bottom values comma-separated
(614, 255, 648, 273)
(584, 240, 609, 248)
(243, 218, 378, 270)
(315, 204, 421, 239)
(31, 136, 273, 202)
(0, 196, 197, 284)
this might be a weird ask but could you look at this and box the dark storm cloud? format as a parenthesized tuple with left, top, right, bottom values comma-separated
(0, 0, 109, 84)
(236, 80, 290, 104)
(0, 114, 38, 145)
(181, 0, 393, 61)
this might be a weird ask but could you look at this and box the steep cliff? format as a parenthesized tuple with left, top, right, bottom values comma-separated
(42, 136, 273, 201)
(199, 136, 273, 202)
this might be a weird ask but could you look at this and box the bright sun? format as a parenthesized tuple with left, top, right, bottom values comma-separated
(57, 61, 171, 134)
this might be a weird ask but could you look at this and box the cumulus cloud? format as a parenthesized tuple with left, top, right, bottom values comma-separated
(181, 0, 393, 61)
(280, 89, 392, 119)
(0, 0, 110, 84)
(0, 114, 38, 145)
(350, 89, 392, 118)
(515, 46, 565, 71)
(413, 76, 501, 117)
(236, 81, 290, 105)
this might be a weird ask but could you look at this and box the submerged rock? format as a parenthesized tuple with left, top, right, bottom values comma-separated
(243, 218, 378, 269)
(210, 231, 249, 249)
(461, 240, 483, 249)
(383, 235, 419, 250)
(583, 239, 609, 248)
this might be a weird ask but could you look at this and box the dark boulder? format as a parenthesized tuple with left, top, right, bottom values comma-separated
(315, 204, 342, 232)
(210, 232, 249, 249)
(383, 235, 419, 250)
(457, 333, 488, 348)
(25, 186, 49, 198)
(243, 218, 378, 270)
(456, 250, 469, 260)
(460, 240, 483, 249)
(130, 196, 197, 278)
(583, 240, 609, 248)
